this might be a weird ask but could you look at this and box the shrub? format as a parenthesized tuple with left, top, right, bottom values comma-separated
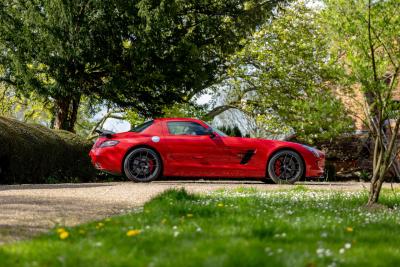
(315, 134, 372, 181)
(0, 116, 96, 184)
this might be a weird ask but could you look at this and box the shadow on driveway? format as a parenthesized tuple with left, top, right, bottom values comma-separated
(0, 183, 115, 191)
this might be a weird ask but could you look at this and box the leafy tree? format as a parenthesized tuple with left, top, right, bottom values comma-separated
(124, 101, 207, 132)
(323, 0, 400, 205)
(0, 1, 126, 131)
(125, 110, 145, 130)
(0, 0, 281, 132)
(74, 97, 106, 137)
(0, 83, 13, 116)
(161, 102, 207, 119)
(0, 83, 53, 126)
(207, 1, 354, 143)
(0, 75, 107, 136)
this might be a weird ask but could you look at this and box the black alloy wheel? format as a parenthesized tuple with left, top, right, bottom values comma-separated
(123, 148, 162, 182)
(267, 150, 304, 184)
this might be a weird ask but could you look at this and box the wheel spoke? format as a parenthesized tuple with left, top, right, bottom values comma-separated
(278, 168, 284, 179)
(127, 150, 159, 180)
(272, 153, 301, 182)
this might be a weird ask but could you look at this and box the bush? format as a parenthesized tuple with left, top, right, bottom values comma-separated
(315, 134, 372, 181)
(0, 116, 96, 184)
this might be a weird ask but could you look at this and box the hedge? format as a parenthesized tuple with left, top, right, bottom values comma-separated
(315, 134, 372, 181)
(0, 116, 96, 184)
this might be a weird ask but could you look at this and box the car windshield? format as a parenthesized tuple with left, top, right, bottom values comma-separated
(204, 122, 228, 137)
(130, 120, 154, 132)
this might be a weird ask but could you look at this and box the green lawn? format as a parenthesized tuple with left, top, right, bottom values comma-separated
(1, 187, 400, 267)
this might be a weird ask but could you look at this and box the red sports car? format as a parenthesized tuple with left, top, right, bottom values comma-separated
(89, 118, 325, 184)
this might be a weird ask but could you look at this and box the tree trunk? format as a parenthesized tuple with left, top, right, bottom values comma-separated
(367, 118, 400, 205)
(54, 97, 70, 130)
(368, 173, 384, 206)
(54, 95, 81, 132)
(69, 96, 80, 131)
(202, 105, 238, 120)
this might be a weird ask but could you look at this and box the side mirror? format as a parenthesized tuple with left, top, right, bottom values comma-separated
(205, 128, 216, 138)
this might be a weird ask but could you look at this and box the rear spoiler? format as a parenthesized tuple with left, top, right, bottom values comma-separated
(95, 129, 115, 138)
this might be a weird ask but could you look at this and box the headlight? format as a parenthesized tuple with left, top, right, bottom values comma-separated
(301, 145, 320, 157)
(99, 140, 120, 148)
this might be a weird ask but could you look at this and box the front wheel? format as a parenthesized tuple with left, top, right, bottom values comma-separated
(123, 148, 162, 182)
(267, 150, 304, 184)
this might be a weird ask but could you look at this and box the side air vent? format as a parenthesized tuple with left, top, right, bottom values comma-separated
(240, 150, 255, 165)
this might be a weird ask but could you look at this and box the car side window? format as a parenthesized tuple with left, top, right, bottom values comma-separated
(167, 122, 208, 136)
(130, 120, 153, 132)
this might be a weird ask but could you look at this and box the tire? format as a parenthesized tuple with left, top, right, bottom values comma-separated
(267, 150, 304, 184)
(123, 148, 162, 182)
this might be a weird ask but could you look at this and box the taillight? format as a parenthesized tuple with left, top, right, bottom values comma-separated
(317, 160, 325, 168)
(99, 140, 120, 148)
(93, 138, 104, 148)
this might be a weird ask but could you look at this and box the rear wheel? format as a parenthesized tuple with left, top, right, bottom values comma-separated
(267, 150, 304, 184)
(123, 148, 162, 182)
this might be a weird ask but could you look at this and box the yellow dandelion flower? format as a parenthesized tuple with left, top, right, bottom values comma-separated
(187, 214, 193, 218)
(59, 231, 69, 240)
(346, 227, 354, 232)
(56, 228, 66, 234)
(126, 229, 141, 237)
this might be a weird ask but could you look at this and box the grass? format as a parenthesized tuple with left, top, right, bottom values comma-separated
(1, 187, 400, 267)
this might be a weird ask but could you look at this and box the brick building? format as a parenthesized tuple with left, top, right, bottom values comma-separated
(335, 78, 400, 132)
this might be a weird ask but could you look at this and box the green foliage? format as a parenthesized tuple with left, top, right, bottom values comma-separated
(126, 101, 208, 127)
(323, 0, 400, 124)
(162, 102, 207, 119)
(110, 0, 281, 115)
(214, 2, 354, 143)
(322, 0, 400, 204)
(0, 0, 282, 130)
(0, 0, 128, 130)
(0, 84, 53, 126)
(125, 110, 146, 129)
(0, 116, 96, 184)
(0, 83, 12, 115)
(2, 189, 400, 266)
(74, 97, 104, 137)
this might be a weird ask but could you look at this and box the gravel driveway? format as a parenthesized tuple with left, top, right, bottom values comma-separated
(0, 181, 398, 244)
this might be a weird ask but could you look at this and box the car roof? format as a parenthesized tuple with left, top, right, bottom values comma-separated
(154, 118, 204, 123)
